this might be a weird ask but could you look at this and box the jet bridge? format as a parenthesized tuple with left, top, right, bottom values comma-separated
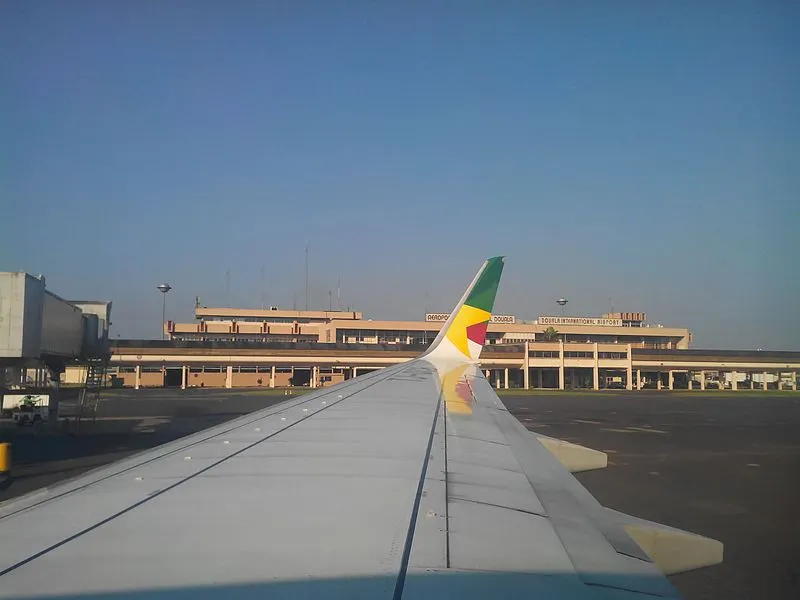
(0, 272, 111, 422)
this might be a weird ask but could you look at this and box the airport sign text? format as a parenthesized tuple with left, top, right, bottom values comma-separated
(426, 313, 516, 324)
(539, 316, 623, 327)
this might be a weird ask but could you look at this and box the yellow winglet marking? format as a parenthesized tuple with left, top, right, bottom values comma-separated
(446, 305, 491, 357)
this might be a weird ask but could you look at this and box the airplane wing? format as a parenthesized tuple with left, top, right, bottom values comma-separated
(0, 257, 722, 599)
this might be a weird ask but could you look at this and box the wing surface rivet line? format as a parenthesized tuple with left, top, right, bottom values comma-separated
(392, 387, 443, 600)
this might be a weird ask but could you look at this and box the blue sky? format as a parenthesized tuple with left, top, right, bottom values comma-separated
(2, 1, 798, 349)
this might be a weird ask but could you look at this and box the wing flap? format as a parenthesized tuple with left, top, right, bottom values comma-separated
(606, 508, 724, 575)
(534, 433, 609, 472)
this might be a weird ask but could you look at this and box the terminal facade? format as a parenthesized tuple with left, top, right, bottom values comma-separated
(167, 306, 691, 350)
(109, 340, 800, 392)
(95, 306, 798, 392)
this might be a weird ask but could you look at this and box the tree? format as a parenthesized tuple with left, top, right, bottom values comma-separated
(540, 326, 560, 342)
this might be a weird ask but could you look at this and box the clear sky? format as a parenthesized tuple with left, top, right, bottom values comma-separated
(2, 1, 798, 349)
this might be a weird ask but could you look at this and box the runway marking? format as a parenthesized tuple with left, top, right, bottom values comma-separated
(601, 426, 669, 435)
(746, 463, 760, 467)
(627, 426, 668, 434)
(574, 419, 602, 425)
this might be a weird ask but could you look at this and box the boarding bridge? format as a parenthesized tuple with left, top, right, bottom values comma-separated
(0, 272, 112, 423)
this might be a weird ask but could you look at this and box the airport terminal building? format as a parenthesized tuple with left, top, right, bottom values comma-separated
(1, 272, 797, 397)
(101, 305, 799, 392)
(167, 306, 691, 350)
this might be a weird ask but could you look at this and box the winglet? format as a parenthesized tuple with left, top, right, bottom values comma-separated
(422, 257, 505, 365)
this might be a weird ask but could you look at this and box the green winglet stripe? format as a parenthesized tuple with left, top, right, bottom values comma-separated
(465, 256, 505, 313)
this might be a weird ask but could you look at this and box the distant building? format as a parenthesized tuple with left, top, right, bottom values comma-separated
(166, 307, 690, 350)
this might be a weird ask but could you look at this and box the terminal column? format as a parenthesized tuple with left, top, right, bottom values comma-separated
(657, 374, 662, 391)
(270, 366, 276, 388)
(668, 370, 674, 391)
(181, 366, 186, 390)
(688, 372, 693, 391)
(558, 341, 565, 390)
(750, 374, 755, 390)
(134, 365, 141, 390)
(504, 368, 509, 390)
(699, 371, 706, 390)
(225, 366, 232, 389)
(592, 343, 599, 391)
(636, 369, 642, 391)
(763, 372, 768, 391)
(523, 346, 530, 390)
(791, 372, 797, 391)
(731, 372, 738, 391)
(626, 344, 633, 390)
(311, 366, 318, 389)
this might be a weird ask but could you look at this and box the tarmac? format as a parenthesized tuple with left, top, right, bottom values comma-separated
(2, 387, 798, 600)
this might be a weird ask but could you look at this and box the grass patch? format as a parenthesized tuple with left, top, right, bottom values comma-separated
(497, 389, 621, 396)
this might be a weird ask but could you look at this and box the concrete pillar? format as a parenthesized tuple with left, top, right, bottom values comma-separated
(270, 365, 276, 388)
(688, 373, 693, 390)
(731, 372, 738, 391)
(750, 375, 755, 390)
(225, 366, 233, 389)
(558, 341, 565, 390)
(524, 342, 530, 389)
(776, 373, 782, 391)
(593, 343, 599, 390)
(657, 375, 662, 391)
(181, 366, 186, 390)
(699, 371, 706, 390)
(637, 369, 642, 391)
(352, 367, 358, 378)
(485, 369, 490, 378)
(311, 366, 318, 389)
(134, 365, 141, 390)
(626, 344, 633, 390)
(668, 370, 674, 391)
(763, 372, 768, 391)
(495, 371, 501, 390)
(504, 368, 509, 390)
(791, 372, 797, 391)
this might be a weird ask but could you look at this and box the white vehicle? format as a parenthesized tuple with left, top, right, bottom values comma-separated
(3, 394, 49, 426)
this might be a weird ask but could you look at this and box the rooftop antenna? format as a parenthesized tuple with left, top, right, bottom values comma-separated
(261, 264, 266, 310)
(423, 290, 429, 345)
(225, 268, 231, 305)
(304, 241, 309, 311)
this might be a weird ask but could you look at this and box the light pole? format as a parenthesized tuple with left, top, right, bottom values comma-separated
(157, 283, 172, 340)
(556, 298, 568, 343)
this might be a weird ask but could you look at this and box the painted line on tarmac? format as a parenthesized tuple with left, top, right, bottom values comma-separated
(601, 427, 669, 435)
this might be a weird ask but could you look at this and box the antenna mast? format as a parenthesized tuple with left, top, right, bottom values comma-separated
(304, 242, 309, 310)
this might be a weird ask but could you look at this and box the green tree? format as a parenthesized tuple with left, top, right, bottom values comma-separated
(540, 326, 560, 342)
